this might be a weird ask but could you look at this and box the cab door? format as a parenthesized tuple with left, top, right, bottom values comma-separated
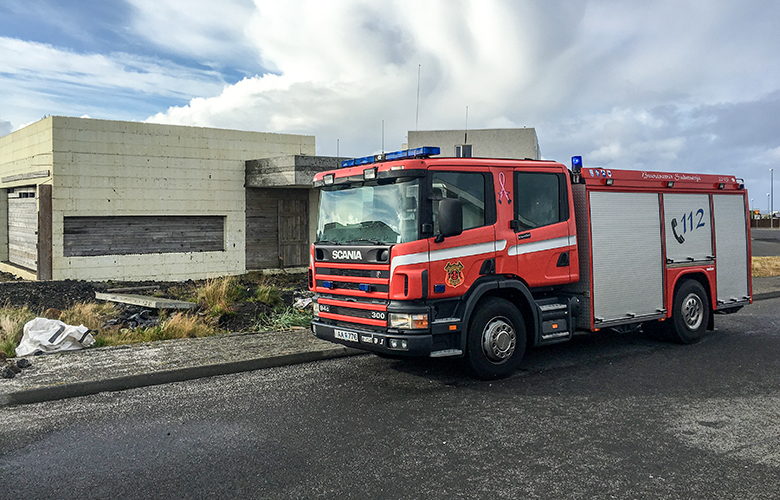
(427, 168, 496, 298)
(510, 170, 574, 287)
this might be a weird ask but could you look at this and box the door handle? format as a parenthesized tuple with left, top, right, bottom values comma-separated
(518, 232, 531, 240)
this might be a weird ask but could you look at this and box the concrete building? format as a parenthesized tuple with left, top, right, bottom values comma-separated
(0, 116, 336, 281)
(407, 128, 540, 160)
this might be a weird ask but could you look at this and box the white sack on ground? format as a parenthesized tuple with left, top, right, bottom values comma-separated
(16, 318, 96, 356)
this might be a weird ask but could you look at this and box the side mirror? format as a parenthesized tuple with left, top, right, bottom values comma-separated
(438, 198, 463, 240)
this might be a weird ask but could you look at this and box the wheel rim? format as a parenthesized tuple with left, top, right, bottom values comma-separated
(682, 292, 704, 330)
(482, 317, 516, 363)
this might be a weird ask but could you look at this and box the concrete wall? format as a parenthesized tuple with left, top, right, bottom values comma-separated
(1, 116, 315, 281)
(408, 128, 541, 160)
(246, 155, 346, 252)
(0, 118, 54, 279)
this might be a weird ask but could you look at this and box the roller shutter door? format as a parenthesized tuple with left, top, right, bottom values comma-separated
(589, 191, 665, 325)
(712, 194, 750, 305)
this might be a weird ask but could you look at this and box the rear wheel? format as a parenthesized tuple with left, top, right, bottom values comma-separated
(669, 280, 709, 344)
(466, 297, 526, 379)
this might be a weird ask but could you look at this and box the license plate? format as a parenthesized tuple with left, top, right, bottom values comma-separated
(334, 329, 359, 343)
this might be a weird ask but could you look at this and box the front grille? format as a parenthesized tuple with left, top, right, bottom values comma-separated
(317, 280, 389, 293)
(318, 268, 390, 279)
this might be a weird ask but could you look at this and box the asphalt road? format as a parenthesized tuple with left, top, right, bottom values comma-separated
(1, 298, 778, 500)
(751, 227, 780, 256)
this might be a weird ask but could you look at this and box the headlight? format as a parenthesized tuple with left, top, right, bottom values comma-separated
(312, 302, 320, 318)
(389, 313, 429, 330)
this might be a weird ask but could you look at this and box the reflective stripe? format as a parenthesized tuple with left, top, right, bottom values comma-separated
(507, 235, 575, 256)
(391, 239, 507, 277)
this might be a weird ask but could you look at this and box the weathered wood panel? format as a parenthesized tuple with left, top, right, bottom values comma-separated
(278, 198, 308, 267)
(7, 187, 38, 271)
(246, 188, 308, 269)
(37, 184, 53, 280)
(63, 216, 225, 256)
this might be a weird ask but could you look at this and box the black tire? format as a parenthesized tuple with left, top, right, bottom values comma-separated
(669, 280, 709, 344)
(465, 297, 526, 380)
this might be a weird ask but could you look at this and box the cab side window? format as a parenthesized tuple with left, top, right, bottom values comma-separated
(514, 172, 567, 230)
(432, 171, 487, 233)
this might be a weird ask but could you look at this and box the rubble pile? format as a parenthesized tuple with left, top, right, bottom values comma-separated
(0, 351, 31, 379)
(103, 306, 160, 330)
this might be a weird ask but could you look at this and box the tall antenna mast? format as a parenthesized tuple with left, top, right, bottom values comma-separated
(464, 105, 469, 144)
(415, 64, 421, 131)
(337, 139, 339, 158)
(382, 120, 385, 153)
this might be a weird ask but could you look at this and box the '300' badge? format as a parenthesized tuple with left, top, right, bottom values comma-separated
(444, 261, 465, 288)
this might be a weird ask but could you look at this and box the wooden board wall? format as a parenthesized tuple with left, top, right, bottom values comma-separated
(63, 216, 225, 256)
(246, 188, 309, 269)
(37, 184, 52, 279)
(7, 187, 38, 271)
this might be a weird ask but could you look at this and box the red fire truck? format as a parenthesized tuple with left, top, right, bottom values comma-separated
(309, 148, 752, 379)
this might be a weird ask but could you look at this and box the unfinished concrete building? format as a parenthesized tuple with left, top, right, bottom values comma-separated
(0, 116, 337, 281)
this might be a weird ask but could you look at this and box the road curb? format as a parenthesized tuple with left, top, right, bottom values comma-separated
(0, 346, 363, 408)
(754, 291, 780, 301)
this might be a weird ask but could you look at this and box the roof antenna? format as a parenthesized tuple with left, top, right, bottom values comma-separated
(337, 138, 339, 158)
(382, 120, 385, 153)
(415, 64, 421, 131)
(464, 105, 469, 144)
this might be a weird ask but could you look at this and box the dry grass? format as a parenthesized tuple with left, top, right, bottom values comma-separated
(197, 276, 246, 316)
(60, 302, 120, 330)
(94, 312, 214, 347)
(254, 279, 284, 309)
(752, 256, 780, 278)
(0, 305, 36, 357)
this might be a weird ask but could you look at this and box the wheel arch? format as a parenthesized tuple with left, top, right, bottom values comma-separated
(458, 277, 540, 353)
(670, 270, 715, 331)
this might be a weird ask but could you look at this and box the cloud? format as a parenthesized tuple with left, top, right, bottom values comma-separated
(124, 0, 259, 73)
(0, 36, 230, 128)
(4, 0, 780, 199)
(147, 0, 780, 164)
(0, 116, 12, 137)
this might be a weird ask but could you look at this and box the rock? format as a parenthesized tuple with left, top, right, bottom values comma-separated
(1, 367, 15, 379)
(8, 363, 21, 374)
(16, 358, 32, 369)
(43, 308, 63, 319)
(0, 351, 6, 363)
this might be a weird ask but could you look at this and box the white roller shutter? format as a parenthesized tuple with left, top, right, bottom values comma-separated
(589, 191, 665, 325)
(712, 194, 750, 305)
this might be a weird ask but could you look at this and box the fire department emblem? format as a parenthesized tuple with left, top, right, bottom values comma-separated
(444, 261, 465, 288)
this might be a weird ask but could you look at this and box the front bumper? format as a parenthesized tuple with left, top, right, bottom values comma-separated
(311, 320, 433, 357)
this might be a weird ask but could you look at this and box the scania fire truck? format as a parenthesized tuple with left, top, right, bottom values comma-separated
(309, 148, 751, 379)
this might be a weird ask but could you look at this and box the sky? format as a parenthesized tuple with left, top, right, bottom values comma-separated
(1, 0, 780, 211)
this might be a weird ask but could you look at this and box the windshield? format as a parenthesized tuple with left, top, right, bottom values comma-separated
(317, 179, 420, 244)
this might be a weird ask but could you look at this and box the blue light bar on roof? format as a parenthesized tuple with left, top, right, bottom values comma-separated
(341, 147, 440, 168)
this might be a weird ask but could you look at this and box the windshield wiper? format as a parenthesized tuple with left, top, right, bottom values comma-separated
(315, 240, 341, 245)
(345, 238, 385, 245)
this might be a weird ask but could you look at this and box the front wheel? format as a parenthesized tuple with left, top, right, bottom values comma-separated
(465, 297, 526, 380)
(669, 280, 710, 344)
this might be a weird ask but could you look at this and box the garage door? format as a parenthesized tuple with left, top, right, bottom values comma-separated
(7, 187, 37, 271)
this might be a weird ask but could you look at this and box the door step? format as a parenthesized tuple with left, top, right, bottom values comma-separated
(535, 297, 574, 345)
